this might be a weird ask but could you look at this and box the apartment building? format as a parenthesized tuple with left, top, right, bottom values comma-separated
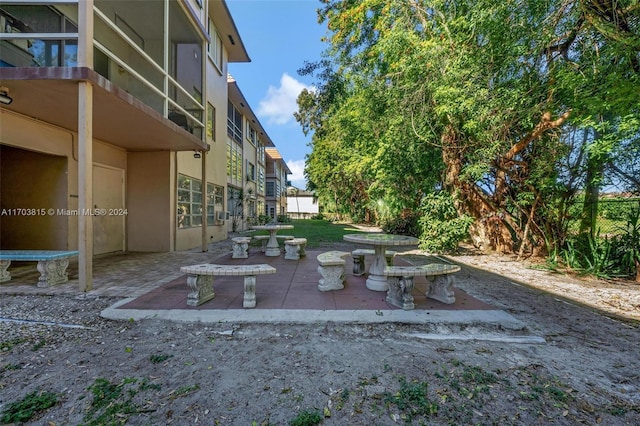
(0, 0, 287, 290)
(226, 75, 268, 229)
(265, 147, 291, 220)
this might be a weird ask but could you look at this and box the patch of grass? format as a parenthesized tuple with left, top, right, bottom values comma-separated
(253, 219, 368, 249)
(516, 369, 574, 405)
(289, 408, 323, 426)
(148, 353, 172, 364)
(139, 378, 162, 391)
(439, 360, 502, 402)
(83, 377, 159, 425)
(606, 399, 640, 417)
(1, 337, 27, 352)
(383, 376, 438, 422)
(31, 339, 46, 351)
(169, 383, 200, 400)
(460, 365, 499, 386)
(357, 376, 378, 387)
(336, 388, 350, 410)
(3, 363, 22, 371)
(0, 390, 59, 423)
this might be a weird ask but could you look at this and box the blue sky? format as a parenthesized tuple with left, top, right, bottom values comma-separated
(226, 0, 328, 189)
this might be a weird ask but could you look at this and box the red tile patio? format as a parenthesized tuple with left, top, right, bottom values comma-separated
(118, 248, 494, 312)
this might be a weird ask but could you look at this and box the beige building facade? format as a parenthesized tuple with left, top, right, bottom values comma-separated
(0, 0, 288, 290)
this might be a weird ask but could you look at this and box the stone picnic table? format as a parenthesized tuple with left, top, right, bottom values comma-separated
(343, 233, 419, 291)
(251, 224, 294, 256)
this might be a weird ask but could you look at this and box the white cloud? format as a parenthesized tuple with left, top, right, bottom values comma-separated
(258, 73, 311, 125)
(287, 159, 306, 188)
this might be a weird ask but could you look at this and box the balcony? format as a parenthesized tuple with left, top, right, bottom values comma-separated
(0, 1, 208, 151)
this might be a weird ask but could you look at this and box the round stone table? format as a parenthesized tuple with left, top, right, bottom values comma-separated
(343, 233, 419, 291)
(251, 224, 294, 256)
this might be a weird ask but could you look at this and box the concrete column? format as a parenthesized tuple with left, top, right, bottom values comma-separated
(78, 0, 94, 291)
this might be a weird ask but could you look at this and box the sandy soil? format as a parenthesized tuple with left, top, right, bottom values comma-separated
(1, 244, 639, 425)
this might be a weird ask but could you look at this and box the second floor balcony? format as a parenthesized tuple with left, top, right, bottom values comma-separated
(0, 0, 241, 152)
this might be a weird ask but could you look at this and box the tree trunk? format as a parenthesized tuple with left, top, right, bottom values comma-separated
(580, 128, 602, 237)
(442, 111, 570, 254)
(441, 126, 513, 252)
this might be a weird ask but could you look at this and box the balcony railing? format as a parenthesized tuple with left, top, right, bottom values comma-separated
(0, 0, 205, 138)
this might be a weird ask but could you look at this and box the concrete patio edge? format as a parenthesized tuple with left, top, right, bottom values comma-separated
(101, 298, 527, 329)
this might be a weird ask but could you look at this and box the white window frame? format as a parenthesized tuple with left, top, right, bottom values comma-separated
(177, 174, 203, 228)
(207, 17, 223, 72)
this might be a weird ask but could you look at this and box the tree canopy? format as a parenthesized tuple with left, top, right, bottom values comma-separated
(297, 0, 640, 255)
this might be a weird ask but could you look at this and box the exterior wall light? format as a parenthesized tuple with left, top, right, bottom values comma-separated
(193, 151, 201, 159)
(0, 87, 13, 105)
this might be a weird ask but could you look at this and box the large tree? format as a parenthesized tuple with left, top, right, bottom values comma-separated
(298, 0, 639, 253)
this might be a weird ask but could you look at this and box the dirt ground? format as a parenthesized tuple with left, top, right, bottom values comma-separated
(1, 243, 639, 425)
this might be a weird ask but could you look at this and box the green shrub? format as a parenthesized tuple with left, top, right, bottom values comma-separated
(381, 209, 420, 236)
(562, 232, 618, 278)
(257, 214, 272, 225)
(417, 193, 474, 253)
(611, 203, 640, 280)
(560, 202, 639, 280)
(278, 215, 292, 223)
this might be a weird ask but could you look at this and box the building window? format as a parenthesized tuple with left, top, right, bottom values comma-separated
(207, 17, 223, 70)
(258, 142, 265, 164)
(246, 160, 256, 181)
(227, 100, 242, 143)
(258, 166, 265, 195)
(227, 141, 242, 182)
(1, 5, 79, 67)
(177, 174, 202, 228)
(207, 182, 224, 225)
(266, 181, 275, 197)
(247, 124, 257, 145)
(207, 102, 215, 141)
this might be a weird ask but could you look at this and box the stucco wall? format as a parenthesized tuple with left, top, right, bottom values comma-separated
(0, 110, 126, 250)
(127, 151, 173, 252)
(0, 145, 68, 249)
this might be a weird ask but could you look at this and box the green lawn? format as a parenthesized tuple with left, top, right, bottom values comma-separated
(251, 219, 371, 248)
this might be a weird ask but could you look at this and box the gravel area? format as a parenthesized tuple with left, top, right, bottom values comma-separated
(1, 243, 639, 425)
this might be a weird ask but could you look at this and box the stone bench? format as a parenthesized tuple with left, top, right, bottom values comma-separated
(384, 263, 461, 310)
(351, 248, 397, 276)
(316, 251, 350, 291)
(231, 237, 251, 259)
(252, 235, 270, 252)
(180, 263, 276, 308)
(0, 250, 79, 287)
(284, 238, 307, 260)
